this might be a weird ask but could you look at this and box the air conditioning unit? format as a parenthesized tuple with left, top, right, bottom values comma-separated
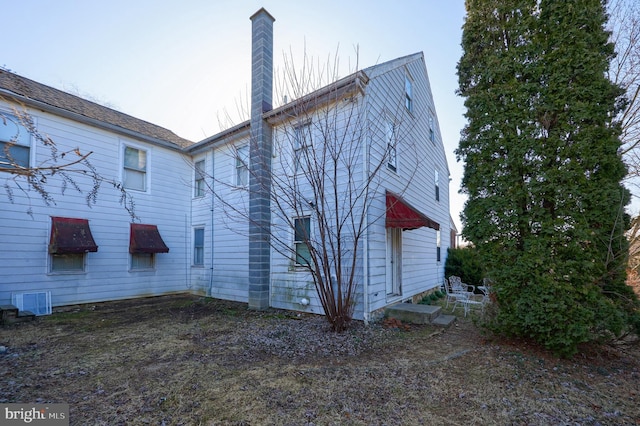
(11, 291, 52, 316)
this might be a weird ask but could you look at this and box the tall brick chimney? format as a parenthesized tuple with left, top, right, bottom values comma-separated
(248, 8, 274, 310)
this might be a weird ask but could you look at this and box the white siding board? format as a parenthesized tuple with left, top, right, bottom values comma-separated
(0, 104, 191, 307)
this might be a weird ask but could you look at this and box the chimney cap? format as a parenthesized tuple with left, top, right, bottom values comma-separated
(250, 7, 275, 22)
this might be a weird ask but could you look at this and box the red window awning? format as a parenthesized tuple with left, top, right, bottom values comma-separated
(49, 217, 98, 254)
(129, 224, 169, 254)
(385, 191, 440, 231)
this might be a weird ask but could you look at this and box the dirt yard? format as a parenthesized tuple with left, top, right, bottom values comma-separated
(1, 294, 639, 425)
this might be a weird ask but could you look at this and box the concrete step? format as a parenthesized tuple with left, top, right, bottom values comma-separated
(385, 303, 456, 327)
(430, 313, 457, 328)
(0, 305, 36, 325)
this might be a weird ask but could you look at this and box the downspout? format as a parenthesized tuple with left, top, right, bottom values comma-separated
(362, 88, 370, 325)
(185, 213, 190, 290)
(209, 149, 215, 297)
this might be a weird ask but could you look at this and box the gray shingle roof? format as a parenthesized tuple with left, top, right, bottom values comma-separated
(0, 69, 193, 148)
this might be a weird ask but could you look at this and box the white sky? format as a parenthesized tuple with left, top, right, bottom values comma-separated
(3, 0, 468, 231)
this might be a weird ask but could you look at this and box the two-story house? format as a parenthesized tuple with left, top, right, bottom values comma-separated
(0, 8, 451, 322)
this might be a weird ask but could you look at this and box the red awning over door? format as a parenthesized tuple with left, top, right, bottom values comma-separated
(385, 191, 440, 231)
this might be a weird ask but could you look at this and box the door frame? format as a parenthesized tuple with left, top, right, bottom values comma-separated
(386, 227, 402, 299)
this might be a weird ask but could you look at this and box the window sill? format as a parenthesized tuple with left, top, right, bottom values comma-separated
(48, 270, 87, 276)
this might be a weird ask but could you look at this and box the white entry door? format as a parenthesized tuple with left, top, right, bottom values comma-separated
(386, 228, 402, 297)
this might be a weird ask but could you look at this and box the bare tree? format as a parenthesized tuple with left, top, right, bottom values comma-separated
(1, 102, 136, 219)
(212, 52, 418, 331)
(608, 0, 640, 269)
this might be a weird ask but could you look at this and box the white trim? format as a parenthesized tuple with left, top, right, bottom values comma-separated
(120, 140, 151, 193)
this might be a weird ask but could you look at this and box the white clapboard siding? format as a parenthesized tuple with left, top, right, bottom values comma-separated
(0, 104, 192, 307)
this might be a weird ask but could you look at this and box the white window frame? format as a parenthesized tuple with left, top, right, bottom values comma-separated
(50, 253, 86, 274)
(293, 122, 312, 174)
(435, 169, 440, 202)
(122, 144, 148, 192)
(386, 121, 397, 172)
(0, 111, 32, 170)
(405, 76, 413, 113)
(194, 159, 206, 197)
(235, 145, 249, 187)
(429, 114, 435, 143)
(130, 252, 155, 271)
(436, 229, 442, 262)
(193, 227, 205, 266)
(293, 216, 312, 267)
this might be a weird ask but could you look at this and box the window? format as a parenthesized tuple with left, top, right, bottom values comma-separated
(405, 76, 413, 113)
(236, 145, 249, 187)
(294, 217, 311, 266)
(429, 115, 435, 143)
(123, 146, 147, 191)
(194, 159, 206, 197)
(386, 121, 397, 172)
(435, 169, 440, 202)
(131, 253, 154, 270)
(129, 223, 169, 270)
(51, 253, 85, 272)
(436, 229, 442, 262)
(48, 217, 98, 273)
(293, 122, 311, 173)
(0, 112, 31, 170)
(193, 227, 204, 266)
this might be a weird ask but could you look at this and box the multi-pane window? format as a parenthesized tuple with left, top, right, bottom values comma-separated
(294, 217, 311, 266)
(131, 253, 154, 270)
(236, 145, 249, 187)
(123, 146, 147, 191)
(51, 253, 85, 272)
(0, 112, 30, 170)
(436, 229, 441, 262)
(435, 169, 440, 202)
(293, 123, 311, 173)
(386, 121, 397, 172)
(405, 76, 413, 113)
(193, 227, 204, 266)
(194, 159, 205, 197)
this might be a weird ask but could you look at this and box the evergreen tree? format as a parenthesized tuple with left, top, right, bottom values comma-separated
(457, 0, 640, 356)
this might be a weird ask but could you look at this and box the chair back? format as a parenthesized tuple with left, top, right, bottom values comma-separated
(449, 275, 464, 291)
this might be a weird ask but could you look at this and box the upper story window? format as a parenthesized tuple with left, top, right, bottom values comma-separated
(386, 121, 397, 172)
(293, 122, 311, 173)
(123, 146, 147, 191)
(405, 76, 413, 113)
(429, 115, 435, 143)
(0, 112, 31, 170)
(194, 159, 206, 197)
(435, 169, 440, 202)
(236, 145, 249, 187)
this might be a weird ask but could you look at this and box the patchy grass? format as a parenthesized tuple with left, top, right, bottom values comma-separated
(1, 294, 639, 425)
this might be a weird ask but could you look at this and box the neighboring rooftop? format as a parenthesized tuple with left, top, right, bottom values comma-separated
(0, 69, 193, 149)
